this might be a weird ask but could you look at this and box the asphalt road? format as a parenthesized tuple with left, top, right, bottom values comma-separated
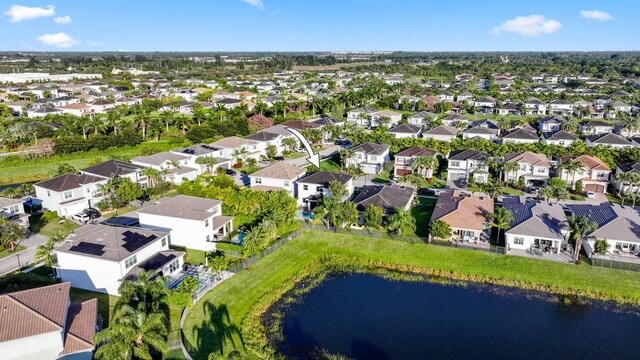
(0, 233, 48, 275)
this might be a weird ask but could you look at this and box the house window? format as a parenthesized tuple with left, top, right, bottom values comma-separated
(205, 219, 209, 227)
(450, 161, 460, 167)
(303, 184, 308, 191)
(47, 191, 50, 197)
(168, 259, 179, 273)
(63, 191, 73, 200)
(370, 155, 377, 162)
(597, 172, 606, 177)
(513, 237, 524, 245)
(211, 207, 219, 215)
(124, 255, 137, 269)
(255, 177, 262, 184)
(284, 180, 289, 187)
(536, 167, 546, 173)
(9, 205, 19, 214)
(87, 187, 90, 193)
(162, 237, 167, 247)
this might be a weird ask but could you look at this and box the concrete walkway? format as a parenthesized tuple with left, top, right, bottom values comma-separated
(0, 233, 48, 275)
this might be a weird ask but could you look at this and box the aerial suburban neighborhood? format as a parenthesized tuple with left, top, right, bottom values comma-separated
(0, 1, 639, 360)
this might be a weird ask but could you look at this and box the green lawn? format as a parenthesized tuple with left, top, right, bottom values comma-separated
(171, 246, 207, 266)
(425, 178, 446, 189)
(102, 204, 139, 219)
(468, 185, 524, 196)
(0, 245, 25, 259)
(182, 229, 640, 359)
(411, 197, 437, 237)
(318, 158, 341, 172)
(29, 212, 79, 239)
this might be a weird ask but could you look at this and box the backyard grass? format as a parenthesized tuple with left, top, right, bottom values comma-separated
(411, 197, 437, 237)
(171, 246, 208, 266)
(425, 178, 446, 189)
(28, 211, 79, 238)
(102, 204, 139, 218)
(182, 229, 640, 359)
(468, 185, 524, 196)
(0, 245, 25, 260)
(317, 158, 341, 172)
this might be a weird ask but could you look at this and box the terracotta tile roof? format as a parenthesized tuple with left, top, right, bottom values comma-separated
(561, 155, 610, 171)
(503, 151, 550, 167)
(60, 299, 97, 355)
(430, 190, 494, 231)
(0, 282, 70, 342)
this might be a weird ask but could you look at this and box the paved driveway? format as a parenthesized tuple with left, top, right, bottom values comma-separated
(285, 145, 340, 167)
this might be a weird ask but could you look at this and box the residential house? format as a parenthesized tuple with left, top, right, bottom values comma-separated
(441, 113, 469, 127)
(138, 195, 234, 249)
(548, 99, 574, 116)
(0, 196, 28, 227)
(56, 224, 182, 295)
(503, 196, 570, 255)
(0, 283, 97, 360)
(462, 126, 498, 141)
(244, 130, 287, 155)
(456, 92, 473, 102)
(611, 162, 640, 193)
(523, 97, 547, 115)
(79, 160, 146, 186)
(296, 171, 354, 210)
(387, 124, 422, 138)
(497, 102, 520, 116)
(541, 130, 578, 147)
(447, 149, 490, 183)
(586, 133, 633, 149)
(209, 136, 262, 162)
(501, 127, 539, 144)
(34, 174, 107, 217)
(369, 109, 402, 128)
(569, 203, 640, 262)
(131, 152, 198, 185)
(353, 184, 416, 218)
(429, 190, 494, 242)
(393, 146, 438, 178)
(27, 106, 63, 118)
(422, 125, 459, 142)
(558, 155, 611, 192)
(580, 120, 614, 135)
(502, 152, 550, 187)
(249, 162, 306, 196)
(347, 106, 379, 127)
(474, 97, 496, 113)
(345, 142, 390, 174)
(170, 144, 232, 175)
(538, 115, 565, 132)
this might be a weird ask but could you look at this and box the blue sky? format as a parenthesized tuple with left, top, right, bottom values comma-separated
(0, 1, 637, 51)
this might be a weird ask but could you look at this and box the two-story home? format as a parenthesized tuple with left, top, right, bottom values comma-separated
(296, 171, 354, 210)
(462, 126, 498, 141)
(56, 224, 183, 295)
(0, 196, 28, 227)
(79, 160, 146, 186)
(34, 174, 107, 217)
(558, 155, 611, 193)
(387, 124, 422, 138)
(131, 152, 197, 185)
(244, 130, 286, 155)
(170, 144, 232, 175)
(523, 97, 547, 115)
(538, 115, 565, 132)
(249, 162, 306, 196)
(447, 149, 490, 184)
(541, 130, 578, 147)
(347, 106, 379, 127)
(503, 197, 570, 255)
(138, 195, 234, 250)
(353, 184, 416, 219)
(585, 133, 633, 149)
(612, 162, 640, 193)
(429, 190, 494, 242)
(345, 142, 391, 174)
(369, 109, 402, 128)
(548, 99, 574, 116)
(580, 120, 614, 135)
(474, 97, 496, 113)
(441, 113, 469, 127)
(210, 136, 262, 162)
(502, 151, 550, 187)
(393, 146, 438, 178)
(501, 127, 539, 144)
(407, 111, 437, 126)
(0, 283, 97, 360)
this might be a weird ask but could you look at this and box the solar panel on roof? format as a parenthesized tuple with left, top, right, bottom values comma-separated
(69, 242, 105, 256)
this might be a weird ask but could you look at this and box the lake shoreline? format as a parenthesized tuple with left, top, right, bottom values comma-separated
(243, 253, 640, 359)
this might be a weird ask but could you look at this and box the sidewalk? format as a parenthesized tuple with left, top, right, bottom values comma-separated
(0, 233, 48, 275)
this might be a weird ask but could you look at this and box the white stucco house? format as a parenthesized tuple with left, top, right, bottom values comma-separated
(138, 195, 235, 250)
(170, 144, 232, 175)
(422, 125, 459, 142)
(56, 224, 183, 295)
(345, 142, 390, 175)
(387, 124, 422, 138)
(249, 162, 306, 196)
(447, 149, 490, 183)
(34, 174, 107, 217)
(131, 152, 198, 185)
(296, 171, 354, 210)
(502, 151, 550, 186)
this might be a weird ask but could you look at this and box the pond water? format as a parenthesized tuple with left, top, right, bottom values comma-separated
(281, 274, 640, 360)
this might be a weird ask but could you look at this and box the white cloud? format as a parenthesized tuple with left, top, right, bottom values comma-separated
(4, 4, 55, 22)
(53, 15, 71, 24)
(243, 0, 265, 10)
(580, 10, 613, 21)
(86, 40, 105, 47)
(37, 32, 79, 48)
(492, 15, 562, 36)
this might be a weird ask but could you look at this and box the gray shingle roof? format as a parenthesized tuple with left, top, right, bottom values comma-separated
(298, 171, 353, 185)
(568, 203, 640, 243)
(138, 195, 222, 221)
(352, 184, 415, 215)
(586, 133, 632, 146)
(448, 149, 489, 161)
(503, 196, 568, 240)
(351, 142, 390, 155)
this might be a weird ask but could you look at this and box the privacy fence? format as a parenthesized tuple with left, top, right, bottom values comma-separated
(590, 257, 640, 272)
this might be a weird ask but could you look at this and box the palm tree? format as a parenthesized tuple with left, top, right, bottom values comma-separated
(386, 207, 416, 235)
(141, 167, 161, 188)
(486, 207, 514, 246)
(231, 147, 248, 165)
(174, 114, 191, 135)
(133, 108, 150, 140)
(327, 180, 349, 201)
(501, 161, 519, 184)
(282, 137, 298, 151)
(159, 110, 174, 132)
(34, 239, 56, 267)
(117, 270, 169, 314)
(568, 159, 586, 190)
(616, 172, 632, 202)
(93, 304, 168, 360)
(104, 109, 121, 135)
(338, 148, 355, 170)
(619, 116, 639, 138)
(480, 178, 502, 198)
(411, 156, 437, 179)
(567, 215, 598, 263)
(242, 225, 268, 253)
(496, 116, 512, 136)
(560, 118, 579, 133)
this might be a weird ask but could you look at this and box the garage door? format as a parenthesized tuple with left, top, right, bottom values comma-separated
(396, 169, 413, 176)
(584, 184, 605, 193)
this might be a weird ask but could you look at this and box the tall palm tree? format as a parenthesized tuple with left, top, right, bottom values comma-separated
(338, 148, 355, 170)
(568, 215, 598, 263)
(242, 225, 268, 253)
(89, 116, 107, 135)
(133, 108, 150, 140)
(501, 161, 519, 184)
(231, 148, 248, 165)
(34, 239, 56, 267)
(117, 270, 169, 314)
(486, 207, 514, 246)
(93, 304, 168, 360)
(411, 156, 438, 179)
(568, 159, 586, 190)
(140, 167, 160, 188)
(104, 109, 121, 135)
(560, 118, 579, 133)
(619, 116, 639, 138)
(386, 207, 416, 235)
(481, 178, 502, 198)
(159, 110, 174, 132)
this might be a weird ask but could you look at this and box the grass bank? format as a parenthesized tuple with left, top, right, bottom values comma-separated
(182, 229, 640, 359)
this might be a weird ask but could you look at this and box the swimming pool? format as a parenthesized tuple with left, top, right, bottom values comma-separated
(170, 275, 206, 290)
(237, 229, 246, 245)
(295, 211, 314, 220)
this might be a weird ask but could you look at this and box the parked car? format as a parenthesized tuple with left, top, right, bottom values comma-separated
(83, 208, 101, 219)
(225, 168, 237, 176)
(417, 187, 436, 196)
(585, 191, 595, 199)
(71, 212, 91, 222)
(274, 156, 285, 161)
(458, 179, 468, 188)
